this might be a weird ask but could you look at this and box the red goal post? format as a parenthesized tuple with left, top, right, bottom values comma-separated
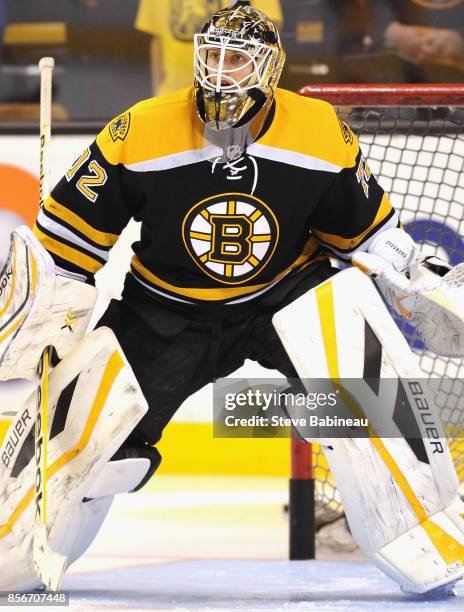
(299, 83, 464, 107)
(289, 83, 464, 560)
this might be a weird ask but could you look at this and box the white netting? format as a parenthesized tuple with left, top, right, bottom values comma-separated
(306, 91, 464, 519)
(444, 262, 464, 288)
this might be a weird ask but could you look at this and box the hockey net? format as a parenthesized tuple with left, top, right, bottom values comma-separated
(298, 84, 464, 526)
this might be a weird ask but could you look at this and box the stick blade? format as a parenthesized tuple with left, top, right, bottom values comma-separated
(33, 527, 68, 592)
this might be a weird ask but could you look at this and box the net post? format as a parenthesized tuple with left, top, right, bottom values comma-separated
(298, 83, 464, 106)
(289, 434, 315, 560)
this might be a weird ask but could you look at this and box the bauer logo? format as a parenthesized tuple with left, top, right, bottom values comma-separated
(1, 408, 32, 470)
(182, 192, 279, 285)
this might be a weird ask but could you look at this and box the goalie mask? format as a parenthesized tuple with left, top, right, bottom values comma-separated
(194, 0, 285, 134)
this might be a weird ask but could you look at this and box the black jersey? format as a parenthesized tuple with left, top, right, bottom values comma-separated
(33, 87, 398, 306)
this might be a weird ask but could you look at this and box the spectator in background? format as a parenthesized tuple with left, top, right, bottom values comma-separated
(273, 0, 378, 89)
(135, 0, 282, 96)
(375, 0, 464, 82)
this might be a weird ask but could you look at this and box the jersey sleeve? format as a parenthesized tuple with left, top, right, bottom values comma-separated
(33, 112, 143, 282)
(308, 116, 400, 260)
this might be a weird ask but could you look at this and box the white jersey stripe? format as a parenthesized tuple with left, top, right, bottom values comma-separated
(131, 273, 196, 304)
(124, 145, 222, 172)
(246, 143, 343, 173)
(37, 209, 109, 262)
(124, 144, 343, 175)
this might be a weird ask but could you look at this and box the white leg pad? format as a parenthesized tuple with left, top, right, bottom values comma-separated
(273, 267, 464, 593)
(375, 499, 464, 593)
(0, 327, 148, 591)
(86, 458, 152, 498)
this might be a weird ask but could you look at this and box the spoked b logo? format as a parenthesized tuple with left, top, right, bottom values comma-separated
(182, 192, 279, 285)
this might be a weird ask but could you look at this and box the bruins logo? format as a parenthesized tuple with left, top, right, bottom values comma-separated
(109, 112, 131, 142)
(338, 117, 353, 145)
(170, 0, 222, 41)
(182, 193, 279, 285)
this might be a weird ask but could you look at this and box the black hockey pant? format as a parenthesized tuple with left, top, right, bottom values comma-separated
(96, 264, 336, 446)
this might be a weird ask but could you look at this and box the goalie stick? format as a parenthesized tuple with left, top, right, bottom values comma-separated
(33, 56, 68, 592)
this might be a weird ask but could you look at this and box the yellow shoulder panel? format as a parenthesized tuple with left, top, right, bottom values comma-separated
(261, 89, 359, 169)
(96, 87, 203, 166)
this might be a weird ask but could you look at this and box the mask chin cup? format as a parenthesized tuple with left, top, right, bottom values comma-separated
(197, 87, 266, 125)
(233, 88, 266, 128)
(196, 88, 206, 122)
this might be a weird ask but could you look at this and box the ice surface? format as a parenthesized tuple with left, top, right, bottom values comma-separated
(59, 559, 463, 611)
(0, 463, 461, 611)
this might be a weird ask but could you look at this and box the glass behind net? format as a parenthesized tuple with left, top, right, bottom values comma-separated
(298, 85, 464, 524)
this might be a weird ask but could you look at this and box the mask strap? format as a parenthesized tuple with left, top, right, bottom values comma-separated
(233, 88, 266, 127)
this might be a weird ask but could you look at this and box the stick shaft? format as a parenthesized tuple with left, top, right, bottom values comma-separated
(39, 57, 54, 208)
(36, 56, 54, 530)
(33, 57, 67, 592)
(35, 347, 50, 527)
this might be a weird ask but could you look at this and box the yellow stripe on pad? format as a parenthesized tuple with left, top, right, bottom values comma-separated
(314, 279, 464, 565)
(0, 350, 124, 539)
(0, 315, 25, 346)
(422, 519, 464, 566)
(0, 242, 16, 320)
(30, 250, 37, 294)
(314, 282, 340, 378)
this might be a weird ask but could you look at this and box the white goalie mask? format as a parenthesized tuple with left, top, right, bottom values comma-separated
(194, 1, 285, 130)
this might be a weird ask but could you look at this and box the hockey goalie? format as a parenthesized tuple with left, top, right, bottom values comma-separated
(1, 0, 464, 595)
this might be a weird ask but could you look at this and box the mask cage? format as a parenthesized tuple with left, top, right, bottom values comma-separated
(194, 33, 275, 94)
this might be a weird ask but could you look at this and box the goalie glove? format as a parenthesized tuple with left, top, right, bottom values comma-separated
(356, 227, 450, 313)
(0, 226, 97, 380)
(353, 227, 464, 357)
